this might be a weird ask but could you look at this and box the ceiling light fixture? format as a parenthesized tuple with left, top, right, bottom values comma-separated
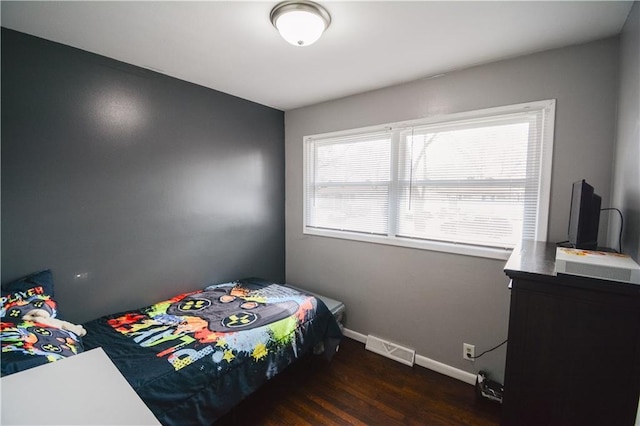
(270, 1, 331, 47)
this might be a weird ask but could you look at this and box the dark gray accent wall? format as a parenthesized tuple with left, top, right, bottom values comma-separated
(1, 28, 285, 323)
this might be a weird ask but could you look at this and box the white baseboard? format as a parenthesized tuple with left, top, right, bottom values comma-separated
(342, 327, 476, 385)
(414, 353, 476, 385)
(342, 327, 367, 343)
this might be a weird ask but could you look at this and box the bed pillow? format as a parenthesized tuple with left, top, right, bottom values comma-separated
(0, 270, 83, 376)
(2, 294, 59, 323)
(1, 269, 55, 305)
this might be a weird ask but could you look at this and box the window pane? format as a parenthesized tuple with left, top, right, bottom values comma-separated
(397, 184, 525, 247)
(316, 137, 390, 183)
(309, 185, 389, 234)
(306, 134, 391, 235)
(398, 122, 530, 181)
(397, 119, 534, 248)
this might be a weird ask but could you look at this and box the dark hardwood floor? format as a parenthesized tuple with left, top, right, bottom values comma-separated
(217, 337, 501, 425)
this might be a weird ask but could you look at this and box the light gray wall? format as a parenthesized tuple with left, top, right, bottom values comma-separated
(2, 29, 285, 323)
(611, 2, 640, 262)
(285, 37, 620, 381)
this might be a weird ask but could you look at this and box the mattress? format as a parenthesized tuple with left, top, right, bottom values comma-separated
(285, 284, 345, 326)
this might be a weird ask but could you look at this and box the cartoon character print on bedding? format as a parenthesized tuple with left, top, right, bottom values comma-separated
(1, 322, 81, 359)
(107, 282, 316, 372)
(1, 296, 82, 361)
(166, 285, 299, 332)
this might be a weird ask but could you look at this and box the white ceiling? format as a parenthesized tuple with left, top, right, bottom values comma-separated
(1, 1, 634, 111)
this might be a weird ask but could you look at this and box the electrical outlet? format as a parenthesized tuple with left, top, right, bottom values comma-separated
(463, 343, 475, 361)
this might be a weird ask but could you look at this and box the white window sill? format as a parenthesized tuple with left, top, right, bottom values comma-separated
(303, 228, 514, 260)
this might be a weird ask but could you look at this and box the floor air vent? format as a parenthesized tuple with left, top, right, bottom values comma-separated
(365, 335, 415, 366)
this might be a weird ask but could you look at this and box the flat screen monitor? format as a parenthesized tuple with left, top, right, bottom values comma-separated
(568, 179, 601, 250)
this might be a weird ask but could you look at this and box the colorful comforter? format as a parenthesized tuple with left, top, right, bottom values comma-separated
(82, 278, 342, 425)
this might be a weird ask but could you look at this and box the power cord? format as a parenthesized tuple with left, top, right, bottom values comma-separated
(469, 339, 508, 360)
(600, 207, 624, 254)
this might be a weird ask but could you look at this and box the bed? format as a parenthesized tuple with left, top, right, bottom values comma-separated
(1, 273, 343, 425)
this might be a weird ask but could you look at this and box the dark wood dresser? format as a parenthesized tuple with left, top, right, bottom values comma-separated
(502, 240, 640, 425)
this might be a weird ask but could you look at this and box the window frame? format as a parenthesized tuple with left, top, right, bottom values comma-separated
(303, 99, 556, 260)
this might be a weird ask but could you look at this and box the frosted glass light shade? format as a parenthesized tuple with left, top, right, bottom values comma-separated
(270, 1, 331, 47)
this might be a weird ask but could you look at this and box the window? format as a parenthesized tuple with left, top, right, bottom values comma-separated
(303, 100, 555, 259)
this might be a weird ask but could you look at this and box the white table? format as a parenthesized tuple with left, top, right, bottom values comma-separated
(1, 347, 160, 425)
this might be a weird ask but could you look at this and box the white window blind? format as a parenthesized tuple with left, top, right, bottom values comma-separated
(306, 132, 392, 235)
(303, 100, 555, 258)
